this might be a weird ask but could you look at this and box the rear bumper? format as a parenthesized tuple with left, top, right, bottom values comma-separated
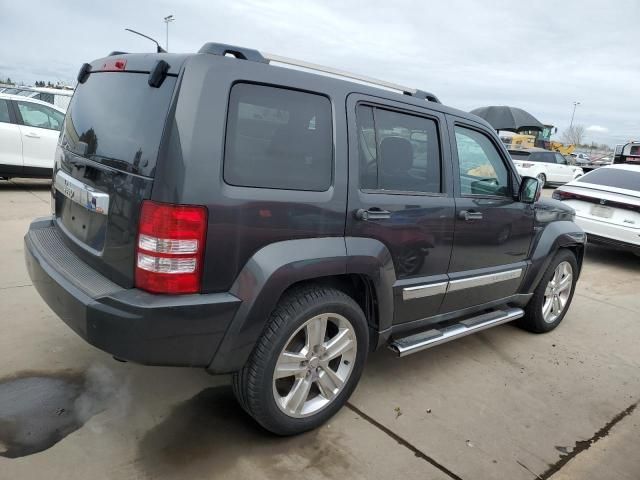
(25, 218, 241, 367)
(574, 216, 640, 253)
(586, 233, 640, 254)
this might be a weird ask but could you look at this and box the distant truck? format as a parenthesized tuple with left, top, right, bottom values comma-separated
(614, 142, 640, 165)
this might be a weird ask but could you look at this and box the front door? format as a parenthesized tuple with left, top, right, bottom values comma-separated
(15, 100, 63, 171)
(346, 95, 455, 326)
(554, 152, 574, 182)
(442, 118, 534, 312)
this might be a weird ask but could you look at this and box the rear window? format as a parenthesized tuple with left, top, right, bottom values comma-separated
(62, 72, 177, 177)
(224, 83, 332, 191)
(577, 168, 640, 192)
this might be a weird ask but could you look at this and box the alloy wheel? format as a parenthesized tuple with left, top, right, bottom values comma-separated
(272, 313, 357, 418)
(542, 261, 573, 323)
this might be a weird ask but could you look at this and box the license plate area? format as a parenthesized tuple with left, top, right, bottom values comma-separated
(590, 205, 614, 219)
(54, 171, 110, 253)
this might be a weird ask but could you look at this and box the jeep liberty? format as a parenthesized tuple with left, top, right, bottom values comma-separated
(25, 43, 586, 435)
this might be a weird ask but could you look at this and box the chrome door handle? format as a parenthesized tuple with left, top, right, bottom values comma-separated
(355, 208, 392, 221)
(459, 210, 483, 221)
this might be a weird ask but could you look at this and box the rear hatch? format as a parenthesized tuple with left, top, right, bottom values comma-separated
(53, 54, 185, 287)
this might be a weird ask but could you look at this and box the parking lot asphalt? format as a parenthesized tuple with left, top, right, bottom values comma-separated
(1, 179, 638, 480)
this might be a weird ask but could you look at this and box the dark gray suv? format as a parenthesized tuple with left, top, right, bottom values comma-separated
(24, 43, 586, 435)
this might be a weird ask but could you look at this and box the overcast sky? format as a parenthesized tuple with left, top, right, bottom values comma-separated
(1, 0, 638, 145)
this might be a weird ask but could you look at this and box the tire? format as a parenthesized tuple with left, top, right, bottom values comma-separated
(520, 249, 578, 333)
(536, 173, 546, 188)
(232, 285, 368, 435)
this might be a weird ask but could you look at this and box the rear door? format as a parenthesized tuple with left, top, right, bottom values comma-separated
(14, 100, 64, 171)
(53, 66, 179, 287)
(443, 118, 534, 312)
(0, 99, 22, 172)
(346, 94, 455, 326)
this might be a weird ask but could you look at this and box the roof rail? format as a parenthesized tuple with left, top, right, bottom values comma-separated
(197, 42, 440, 103)
(263, 52, 441, 103)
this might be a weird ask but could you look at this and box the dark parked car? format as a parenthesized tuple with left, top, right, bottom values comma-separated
(24, 43, 586, 435)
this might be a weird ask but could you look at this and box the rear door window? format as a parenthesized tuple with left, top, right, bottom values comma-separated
(63, 72, 177, 177)
(356, 105, 441, 193)
(224, 83, 332, 191)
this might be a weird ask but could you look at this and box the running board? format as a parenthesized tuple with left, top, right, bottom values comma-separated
(388, 307, 524, 357)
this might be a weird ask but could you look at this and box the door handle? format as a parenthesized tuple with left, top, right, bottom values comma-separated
(355, 208, 392, 221)
(25, 132, 40, 138)
(459, 210, 483, 221)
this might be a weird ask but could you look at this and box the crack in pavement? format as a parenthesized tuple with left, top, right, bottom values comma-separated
(0, 284, 33, 291)
(538, 401, 638, 479)
(346, 402, 464, 480)
(7, 180, 51, 205)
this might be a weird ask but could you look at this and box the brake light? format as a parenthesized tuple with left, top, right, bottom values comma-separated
(553, 190, 581, 201)
(102, 59, 127, 71)
(135, 201, 208, 294)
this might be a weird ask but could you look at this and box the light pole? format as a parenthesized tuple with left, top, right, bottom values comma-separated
(164, 15, 175, 52)
(569, 101, 581, 129)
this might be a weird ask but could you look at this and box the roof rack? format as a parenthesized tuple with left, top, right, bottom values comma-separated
(198, 42, 440, 103)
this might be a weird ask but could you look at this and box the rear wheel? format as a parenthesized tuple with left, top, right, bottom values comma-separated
(536, 173, 546, 188)
(232, 285, 368, 435)
(520, 249, 577, 333)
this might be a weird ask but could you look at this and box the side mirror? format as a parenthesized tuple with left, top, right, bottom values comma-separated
(518, 176, 541, 204)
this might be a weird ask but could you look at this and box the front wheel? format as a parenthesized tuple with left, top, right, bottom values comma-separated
(519, 249, 578, 333)
(233, 286, 368, 435)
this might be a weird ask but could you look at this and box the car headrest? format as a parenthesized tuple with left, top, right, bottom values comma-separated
(380, 136, 413, 175)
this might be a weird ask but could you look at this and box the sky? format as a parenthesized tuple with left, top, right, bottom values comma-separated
(1, 0, 638, 146)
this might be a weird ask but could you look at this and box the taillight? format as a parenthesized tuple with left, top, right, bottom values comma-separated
(553, 190, 580, 201)
(135, 200, 208, 294)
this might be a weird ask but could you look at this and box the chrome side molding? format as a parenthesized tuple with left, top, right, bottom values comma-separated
(402, 268, 523, 300)
(54, 170, 110, 215)
(447, 268, 523, 293)
(402, 282, 447, 301)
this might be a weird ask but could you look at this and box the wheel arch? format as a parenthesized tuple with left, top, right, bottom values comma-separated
(521, 220, 586, 295)
(207, 237, 396, 373)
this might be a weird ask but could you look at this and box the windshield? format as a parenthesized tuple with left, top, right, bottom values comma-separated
(578, 168, 640, 192)
(62, 72, 177, 177)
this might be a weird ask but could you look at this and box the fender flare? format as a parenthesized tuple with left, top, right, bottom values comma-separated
(520, 220, 586, 294)
(207, 237, 396, 373)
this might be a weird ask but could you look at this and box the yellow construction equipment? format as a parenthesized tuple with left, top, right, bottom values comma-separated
(501, 125, 574, 155)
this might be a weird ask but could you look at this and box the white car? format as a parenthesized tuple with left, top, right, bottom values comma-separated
(553, 164, 640, 255)
(570, 152, 591, 165)
(0, 93, 65, 179)
(510, 148, 583, 187)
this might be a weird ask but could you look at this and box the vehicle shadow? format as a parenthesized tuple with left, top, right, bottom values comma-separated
(135, 384, 353, 479)
(584, 243, 639, 271)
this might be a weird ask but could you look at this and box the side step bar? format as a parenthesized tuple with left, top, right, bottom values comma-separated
(388, 307, 524, 357)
